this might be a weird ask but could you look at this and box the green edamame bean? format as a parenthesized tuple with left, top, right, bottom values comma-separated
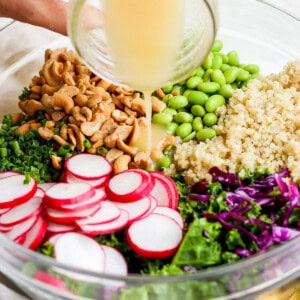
(224, 66, 240, 84)
(202, 52, 213, 69)
(191, 105, 206, 117)
(244, 64, 260, 74)
(157, 156, 171, 169)
(183, 89, 193, 98)
(192, 117, 203, 131)
(162, 94, 173, 104)
(211, 55, 223, 70)
(197, 82, 220, 94)
(188, 91, 208, 106)
(221, 64, 230, 72)
(182, 131, 196, 143)
(152, 113, 173, 125)
(162, 107, 177, 116)
(172, 85, 185, 95)
(212, 39, 223, 52)
(205, 94, 226, 112)
(176, 123, 193, 139)
(203, 112, 218, 126)
(218, 84, 234, 98)
(203, 69, 213, 82)
(168, 95, 188, 109)
(196, 128, 216, 141)
(211, 69, 226, 86)
(162, 85, 173, 94)
(174, 112, 194, 124)
(227, 51, 240, 66)
(192, 66, 205, 78)
(237, 69, 250, 81)
(166, 122, 178, 135)
(186, 76, 203, 89)
(219, 53, 229, 64)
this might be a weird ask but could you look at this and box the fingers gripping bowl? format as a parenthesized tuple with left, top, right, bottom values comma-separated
(0, 1, 300, 300)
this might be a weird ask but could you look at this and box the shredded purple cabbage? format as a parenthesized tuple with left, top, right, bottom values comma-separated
(189, 167, 300, 257)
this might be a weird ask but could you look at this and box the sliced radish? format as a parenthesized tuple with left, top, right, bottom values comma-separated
(150, 172, 179, 209)
(47, 221, 77, 234)
(78, 210, 129, 236)
(106, 169, 154, 203)
(0, 197, 42, 227)
(22, 216, 47, 250)
(0, 207, 10, 215)
(34, 270, 72, 293)
(34, 188, 45, 198)
(65, 171, 108, 189)
(54, 232, 106, 281)
(110, 196, 154, 224)
(44, 182, 95, 208)
(152, 206, 184, 230)
(0, 171, 19, 179)
(6, 215, 38, 241)
(75, 201, 121, 226)
(38, 182, 55, 192)
(46, 203, 101, 224)
(0, 224, 13, 233)
(57, 188, 106, 212)
(137, 195, 158, 219)
(65, 153, 112, 180)
(126, 214, 183, 259)
(0, 174, 37, 208)
(102, 245, 127, 276)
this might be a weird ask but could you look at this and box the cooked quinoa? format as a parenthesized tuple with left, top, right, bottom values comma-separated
(166, 60, 300, 186)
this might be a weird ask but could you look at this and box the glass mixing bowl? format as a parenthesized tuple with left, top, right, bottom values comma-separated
(0, 0, 300, 299)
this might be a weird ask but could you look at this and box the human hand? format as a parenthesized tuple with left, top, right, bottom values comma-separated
(0, 0, 67, 35)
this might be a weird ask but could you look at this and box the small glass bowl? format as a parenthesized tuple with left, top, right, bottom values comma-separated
(0, 1, 300, 299)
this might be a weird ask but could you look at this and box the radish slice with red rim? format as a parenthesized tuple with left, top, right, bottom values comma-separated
(149, 175, 172, 207)
(110, 196, 154, 224)
(126, 214, 183, 259)
(75, 201, 121, 226)
(44, 182, 95, 208)
(150, 172, 179, 209)
(65, 153, 112, 180)
(64, 171, 109, 189)
(137, 195, 158, 220)
(6, 215, 39, 241)
(22, 216, 47, 250)
(46, 203, 101, 224)
(57, 188, 106, 212)
(0, 197, 42, 227)
(78, 210, 129, 236)
(54, 232, 106, 281)
(34, 270, 72, 293)
(38, 182, 55, 192)
(152, 206, 184, 230)
(0, 171, 19, 179)
(102, 245, 128, 276)
(0, 174, 37, 208)
(106, 169, 154, 203)
(34, 188, 45, 198)
(47, 221, 77, 234)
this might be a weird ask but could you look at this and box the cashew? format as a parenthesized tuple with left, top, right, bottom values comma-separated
(155, 88, 165, 99)
(41, 84, 61, 95)
(41, 60, 62, 86)
(98, 101, 113, 119)
(15, 123, 31, 135)
(80, 120, 102, 136)
(105, 148, 124, 163)
(51, 111, 65, 122)
(52, 93, 74, 114)
(52, 134, 69, 146)
(151, 96, 166, 113)
(60, 124, 68, 140)
(76, 65, 91, 75)
(150, 135, 175, 161)
(30, 85, 42, 94)
(104, 125, 133, 148)
(67, 128, 77, 146)
(80, 107, 93, 122)
(96, 79, 112, 91)
(51, 155, 63, 170)
(74, 94, 88, 107)
(29, 122, 42, 130)
(45, 120, 56, 129)
(100, 119, 118, 135)
(131, 97, 146, 115)
(112, 109, 128, 123)
(112, 96, 125, 110)
(116, 138, 138, 157)
(38, 127, 54, 141)
(57, 85, 80, 98)
(133, 151, 149, 168)
(113, 154, 131, 173)
(10, 112, 25, 125)
(90, 130, 107, 144)
(68, 124, 85, 151)
(61, 50, 82, 65)
(51, 61, 64, 80)
(18, 99, 45, 117)
(117, 95, 132, 108)
(72, 106, 86, 123)
(63, 72, 76, 86)
(87, 94, 102, 108)
(128, 118, 140, 146)
(41, 94, 52, 108)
